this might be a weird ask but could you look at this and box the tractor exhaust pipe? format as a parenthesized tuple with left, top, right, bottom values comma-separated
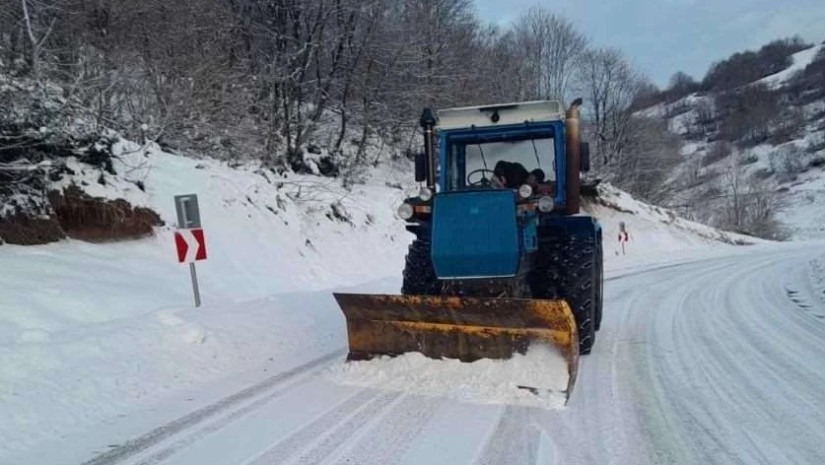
(565, 98, 583, 215)
(420, 108, 437, 189)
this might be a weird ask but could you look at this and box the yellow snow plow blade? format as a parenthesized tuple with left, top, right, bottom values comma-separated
(332, 293, 579, 397)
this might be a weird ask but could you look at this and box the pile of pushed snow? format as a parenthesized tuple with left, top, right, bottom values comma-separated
(584, 183, 759, 258)
(326, 344, 569, 409)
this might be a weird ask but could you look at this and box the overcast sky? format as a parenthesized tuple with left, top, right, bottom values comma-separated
(474, 0, 825, 87)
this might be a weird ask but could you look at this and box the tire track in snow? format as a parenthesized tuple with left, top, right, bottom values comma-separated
(475, 406, 541, 465)
(784, 285, 825, 320)
(328, 395, 444, 465)
(82, 350, 345, 465)
(246, 390, 400, 465)
(130, 372, 317, 465)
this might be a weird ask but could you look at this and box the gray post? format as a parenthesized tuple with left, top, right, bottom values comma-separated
(189, 262, 202, 307)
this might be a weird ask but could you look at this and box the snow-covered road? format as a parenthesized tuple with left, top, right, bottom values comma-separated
(25, 243, 825, 464)
(541, 244, 825, 464)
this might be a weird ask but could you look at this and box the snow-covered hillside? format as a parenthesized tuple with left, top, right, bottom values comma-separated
(0, 139, 759, 462)
(759, 43, 825, 88)
(637, 41, 825, 240)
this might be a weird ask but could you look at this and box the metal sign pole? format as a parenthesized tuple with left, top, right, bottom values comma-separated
(189, 262, 202, 307)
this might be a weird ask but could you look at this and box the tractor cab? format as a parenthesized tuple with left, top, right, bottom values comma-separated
(409, 100, 588, 218)
(401, 100, 589, 280)
(436, 101, 564, 206)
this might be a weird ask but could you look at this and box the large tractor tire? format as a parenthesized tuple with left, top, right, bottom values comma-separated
(529, 232, 563, 300)
(401, 238, 440, 296)
(594, 239, 604, 331)
(564, 234, 597, 354)
(531, 230, 597, 354)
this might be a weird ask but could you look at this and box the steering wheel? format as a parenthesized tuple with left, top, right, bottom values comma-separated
(467, 168, 496, 187)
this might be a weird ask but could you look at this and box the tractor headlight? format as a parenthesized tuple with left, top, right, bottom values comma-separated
(537, 196, 555, 212)
(397, 202, 414, 220)
(518, 184, 533, 199)
(418, 187, 433, 202)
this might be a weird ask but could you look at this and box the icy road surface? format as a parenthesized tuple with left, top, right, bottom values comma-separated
(26, 243, 825, 464)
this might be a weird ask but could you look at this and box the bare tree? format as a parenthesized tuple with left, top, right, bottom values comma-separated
(722, 154, 746, 230)
(513, 6, 587, 101)
(684, 98, 716, 139)
(615, 116, 683, 203)
(475, 29, 533, 102)
(2, 0, 660, 180)
(665, 71, 698, 101)
(716, 153, 787, 238)
(10, 0, 61, 83)
(716, 83, 780, 146)
(578, 48, 640, 168)
(744, 178, 786, 239)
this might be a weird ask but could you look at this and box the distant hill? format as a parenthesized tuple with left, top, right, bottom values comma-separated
(631, 38, 825, 240)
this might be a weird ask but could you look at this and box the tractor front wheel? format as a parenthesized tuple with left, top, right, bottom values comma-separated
(401, 238, 440, 296)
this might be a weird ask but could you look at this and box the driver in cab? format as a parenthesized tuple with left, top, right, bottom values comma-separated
(492, 161, 555, 196)
(491, 161, 529, 188)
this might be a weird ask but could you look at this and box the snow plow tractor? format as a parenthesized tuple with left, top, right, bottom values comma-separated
(334, 99, 603, 400)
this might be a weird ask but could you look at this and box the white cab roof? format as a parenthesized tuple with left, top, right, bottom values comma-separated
(436, 100, 565, 131)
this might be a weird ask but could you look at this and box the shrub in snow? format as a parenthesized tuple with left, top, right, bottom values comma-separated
(807, 134, 825, 154)
(703, 141, 733, 167)
(770, 145, 806, 181)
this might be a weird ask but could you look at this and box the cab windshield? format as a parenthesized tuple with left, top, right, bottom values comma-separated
(446, 137, 555, 191)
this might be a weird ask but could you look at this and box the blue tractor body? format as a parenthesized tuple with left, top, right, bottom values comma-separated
(429, 119, 578, 280)
(431, 190, 521, 279)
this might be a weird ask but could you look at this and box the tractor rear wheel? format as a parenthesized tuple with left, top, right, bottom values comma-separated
(564, 234, 597, 354)
(594, 239, 604, 331)
(401, 238, 440, 296)
(531, 230, 596, 354)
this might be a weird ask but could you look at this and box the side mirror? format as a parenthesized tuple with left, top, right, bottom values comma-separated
(580, 142, 591, 173)
(415, 153, 427, 182)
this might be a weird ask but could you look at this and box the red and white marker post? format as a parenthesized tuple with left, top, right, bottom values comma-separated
(618, 221, 630, 255)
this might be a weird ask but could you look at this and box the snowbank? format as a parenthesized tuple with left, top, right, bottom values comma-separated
(584, 183, 759, 258)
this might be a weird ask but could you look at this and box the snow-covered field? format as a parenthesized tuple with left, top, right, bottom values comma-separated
(0, 144, 778, 464)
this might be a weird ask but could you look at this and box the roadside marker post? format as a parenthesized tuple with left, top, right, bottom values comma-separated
(618, 221, 630, 255)
(174, 194, 207, 307)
